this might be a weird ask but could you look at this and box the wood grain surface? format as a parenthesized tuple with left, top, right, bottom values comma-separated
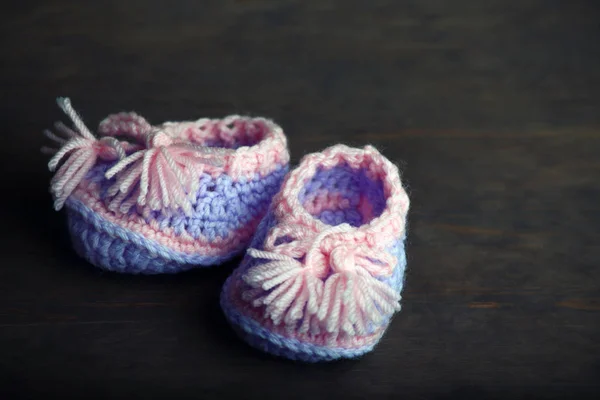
(1, 1, 599, 399)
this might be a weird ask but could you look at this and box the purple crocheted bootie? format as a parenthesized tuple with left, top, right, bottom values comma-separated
(221, 144, 410, 361)
(43, 98, 289, 274)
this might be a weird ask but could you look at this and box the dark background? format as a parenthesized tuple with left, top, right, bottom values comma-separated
(1, 1, 599, 399)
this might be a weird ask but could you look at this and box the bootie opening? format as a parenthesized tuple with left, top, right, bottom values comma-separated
(298, 163, 386, 227)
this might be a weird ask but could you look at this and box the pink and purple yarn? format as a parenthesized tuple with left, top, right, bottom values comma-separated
(221, 145, 410, 362)
(44, 99, 411, 362)
(45, 98, 290, 274)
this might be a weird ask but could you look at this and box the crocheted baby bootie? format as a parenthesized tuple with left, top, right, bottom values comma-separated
(220, 144, 410, 361)
(43, 98, 289, 274)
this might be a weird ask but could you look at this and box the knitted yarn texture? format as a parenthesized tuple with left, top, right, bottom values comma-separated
(44, 98, 290, 273)
(220, 144, 410, 361)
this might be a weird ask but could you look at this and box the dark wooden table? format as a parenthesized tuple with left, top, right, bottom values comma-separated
(1, 1, 599, 398)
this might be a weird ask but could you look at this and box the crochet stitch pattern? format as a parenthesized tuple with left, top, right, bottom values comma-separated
(43, 98, 290, 274)
(221, 144, 410, 362)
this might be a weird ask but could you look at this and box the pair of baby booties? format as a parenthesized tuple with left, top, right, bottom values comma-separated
(44, 98, 410, 362)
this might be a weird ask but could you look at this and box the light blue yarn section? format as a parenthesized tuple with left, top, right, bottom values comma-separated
(67, 199, 244, 274)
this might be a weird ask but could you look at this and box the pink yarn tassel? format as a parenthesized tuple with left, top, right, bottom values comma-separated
(104, 129, 232, 215)
(242, 222, 400, 336)
(44, 98, 133, 210)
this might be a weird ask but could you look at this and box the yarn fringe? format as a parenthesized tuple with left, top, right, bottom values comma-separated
(44, 98, 134, 210)
(242, 223, 400, 337)
(104, 131, 231, 215)
(43, 98, 233, 215)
